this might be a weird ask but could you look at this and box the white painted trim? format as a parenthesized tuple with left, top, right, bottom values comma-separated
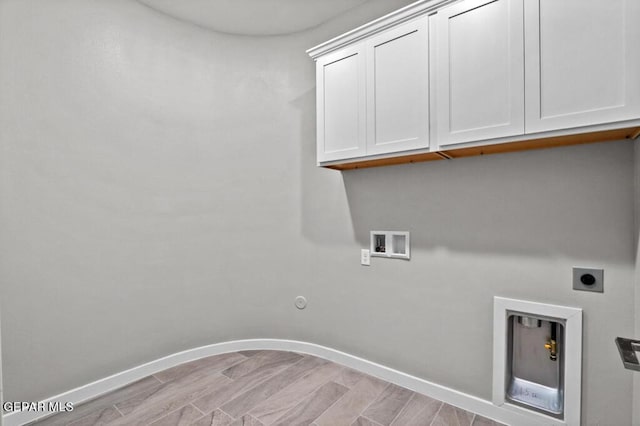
(6, 338, 568, 426)
(306, 0, 459, 60)
(493, 297, 583, 426)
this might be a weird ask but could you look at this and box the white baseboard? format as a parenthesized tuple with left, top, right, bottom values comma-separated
(4, 339, 556, 426)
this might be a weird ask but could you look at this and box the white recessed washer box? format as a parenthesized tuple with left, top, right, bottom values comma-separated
(493, 297, 582, 426)
(370, 231, 410, 259)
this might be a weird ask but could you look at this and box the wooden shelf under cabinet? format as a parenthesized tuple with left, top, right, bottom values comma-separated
(323, 126, 640, 171)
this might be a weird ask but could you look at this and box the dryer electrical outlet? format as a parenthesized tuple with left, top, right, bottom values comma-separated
(572, 267, 604, 293)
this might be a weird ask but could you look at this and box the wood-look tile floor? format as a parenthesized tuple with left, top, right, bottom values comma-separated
(29, 350, 505, 426)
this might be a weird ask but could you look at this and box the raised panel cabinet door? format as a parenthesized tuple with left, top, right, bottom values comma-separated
(316, 45, 367, 163)
(524, 0, 640, 133)
(436, 0, 525, 146)
(366, 17, 429, 155)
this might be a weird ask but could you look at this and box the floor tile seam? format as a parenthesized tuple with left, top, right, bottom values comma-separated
(335, 377, 391, 425)
(144, 405, 183, 426)
(190, 412, 209, 425)
(222, 354, 258, 381)
(304, 380, 351, 424)
(451, 403, 476, 426)
(117, 374, 231, 425)
(246, 363, 340, 424)
(262, 356, 334, 395)
(143, 401, 203, 426)
(285, 358, 341, 392)
(192, 358, 299, 414)
(191, 408, 235, 426)
(156, 352, 251, 384)
(201, 354, 256, 382)
(428, 401, 446, 426)
(416, 400, 445, 426)
(360, 414, 384, 426)
(115, 379, 170, 414)
(113, 403, 126, 418)
(347, 373, 367, 389)
(245, 413, 263, 424)
(60, 376, 165, 423)
(266, 396, 305, 425)
(388, 391, 419, 426)
(121, 372, 225, 417)
(266, 379, 341, 426)
(381, 389, 414, 426)
(37, 403, 108, 426)
(221, 355, 327, 417)
(223, 352, 303, 381)
(191, 403, 207, 416)
(152, 373, 169, 384)
(357, 381, 392, 421)
(257, 353, 310, 382)
(235, 352, 307, 383)
(226, 353, 309, 403)
(218, 407, 235, 421)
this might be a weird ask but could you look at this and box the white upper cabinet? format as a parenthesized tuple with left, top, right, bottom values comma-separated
(316, 44, 367, 163)
(309, 0, 640, 168)
(315, 17, 429, 163)
(366, 17, 430, 155)
(524, 0, 640, 133)
(435, 0, 524, 147)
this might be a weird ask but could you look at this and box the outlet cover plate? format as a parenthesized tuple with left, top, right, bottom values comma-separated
(361, 249, 370, 266)
(572, 267, 603, 293)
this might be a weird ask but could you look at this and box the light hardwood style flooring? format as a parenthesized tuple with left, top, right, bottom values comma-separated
(29, 350, 505, 426)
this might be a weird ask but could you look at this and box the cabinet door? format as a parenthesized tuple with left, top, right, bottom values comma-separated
(316, 44, 366, 163)
(436, 0, 524, 146)
(524, 0, 640, 133)
(366, 17, 429, 155)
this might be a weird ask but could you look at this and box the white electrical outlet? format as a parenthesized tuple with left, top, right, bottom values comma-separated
(361, 249, 370, 266)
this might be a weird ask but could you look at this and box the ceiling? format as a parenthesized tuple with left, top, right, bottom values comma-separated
(136, 0, 369, 36)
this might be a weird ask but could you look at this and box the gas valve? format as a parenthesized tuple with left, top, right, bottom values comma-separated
(545, 339, 558, 361)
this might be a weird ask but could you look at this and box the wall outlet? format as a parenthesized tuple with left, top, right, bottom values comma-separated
(361, 249, 370, 266)
(572, 267, 604, 293)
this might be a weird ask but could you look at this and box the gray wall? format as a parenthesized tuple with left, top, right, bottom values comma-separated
(0, 0, 636, 425)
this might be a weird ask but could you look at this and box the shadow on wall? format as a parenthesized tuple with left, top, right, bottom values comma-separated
(295, 87, 356, 245)
(340, 140, 634, 262)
